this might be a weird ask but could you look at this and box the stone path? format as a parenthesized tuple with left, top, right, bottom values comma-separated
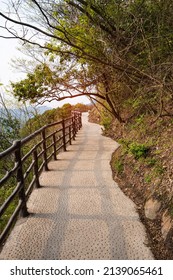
(0, 113, 153, 259)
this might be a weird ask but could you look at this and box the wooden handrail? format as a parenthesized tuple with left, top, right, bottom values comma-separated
(0, 111, 82, 245)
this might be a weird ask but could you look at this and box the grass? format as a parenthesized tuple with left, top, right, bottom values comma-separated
(113, 159, 124, 174)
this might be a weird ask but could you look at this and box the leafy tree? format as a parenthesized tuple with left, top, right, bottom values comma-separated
(0, 115, 20, 151)
(73, 103, 90, 112)
(1, 1, 173, 122)
(0, 93, 21, 151)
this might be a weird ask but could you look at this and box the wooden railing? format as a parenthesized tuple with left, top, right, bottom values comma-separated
(0, 111, 82, 245)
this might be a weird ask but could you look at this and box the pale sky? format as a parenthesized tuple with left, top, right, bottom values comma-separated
(0, 35, 89, 107)
(0, 37, 23, 85)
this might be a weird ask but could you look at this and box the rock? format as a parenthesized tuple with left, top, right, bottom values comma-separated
(161, 210, 173, 241)
(144, 198, 161, 220)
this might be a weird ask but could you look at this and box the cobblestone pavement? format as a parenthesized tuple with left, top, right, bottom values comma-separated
(0, 113, 153, 259)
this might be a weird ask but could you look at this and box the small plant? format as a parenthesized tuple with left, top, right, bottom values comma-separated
(114, 159, 124, 174)
(128, 142, 149, 159)
(145, 157, 156, 167)
(135, 114, 144, 125)
(118, 138, 131, 151)
(144, 174, 152, 183)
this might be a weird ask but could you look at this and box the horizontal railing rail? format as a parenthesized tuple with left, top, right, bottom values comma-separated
(0, 111, 82, 246)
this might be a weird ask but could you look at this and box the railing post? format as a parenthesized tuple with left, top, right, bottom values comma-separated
(14, 140, 29, 217)
(74, 113, 78, 133)
(76, 112, 80, 132)
(79, 112, 82, 129)
(72, 116, 76, 140)
(62, 119, 66, 151)
(69, 124, 72, 145)
(53, 133, 57, 160)
(42, 128, 49, 171)
(33, 150, 41, 188)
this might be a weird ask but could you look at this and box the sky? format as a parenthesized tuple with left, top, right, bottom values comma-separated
(0, 0, 22, 85)
(0, 37, 23, 85)
(0, 36, 89, 107)
(0, 1, 89, 108)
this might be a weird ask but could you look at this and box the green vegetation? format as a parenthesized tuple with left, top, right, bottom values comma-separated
(145, 158, 157, 167)
(113, 159, 124, 175)
(0, 115, 20, 152)
(0, 101, 22, 234)
(118, 139, 150, 160)
(144, 174, 152, 184)
(0, 183, 18, 233)
(128, 143, 150, 160)
(20, 103, 90, 137)
(100, 110, 113, 130)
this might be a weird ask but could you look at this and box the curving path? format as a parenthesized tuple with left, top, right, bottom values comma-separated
(0, 113, 153, 259)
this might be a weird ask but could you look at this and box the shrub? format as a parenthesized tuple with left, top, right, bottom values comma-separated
(128, 142, 149, 159)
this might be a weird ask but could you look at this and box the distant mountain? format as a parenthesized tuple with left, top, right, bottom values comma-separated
(36, 106, 52, 114)
(0, 105, 52, 123)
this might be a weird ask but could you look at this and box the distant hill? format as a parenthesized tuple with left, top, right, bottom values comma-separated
(0, 105, 52, 123)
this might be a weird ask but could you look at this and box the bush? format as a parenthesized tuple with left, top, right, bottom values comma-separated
(129, 142, 149, 159)
(119, 139, 150, 160)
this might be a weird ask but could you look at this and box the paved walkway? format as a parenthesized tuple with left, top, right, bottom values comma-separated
(0, 113, 153, 259)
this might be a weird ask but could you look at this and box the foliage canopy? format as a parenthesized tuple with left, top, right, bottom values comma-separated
(1, 0, 173, 122)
